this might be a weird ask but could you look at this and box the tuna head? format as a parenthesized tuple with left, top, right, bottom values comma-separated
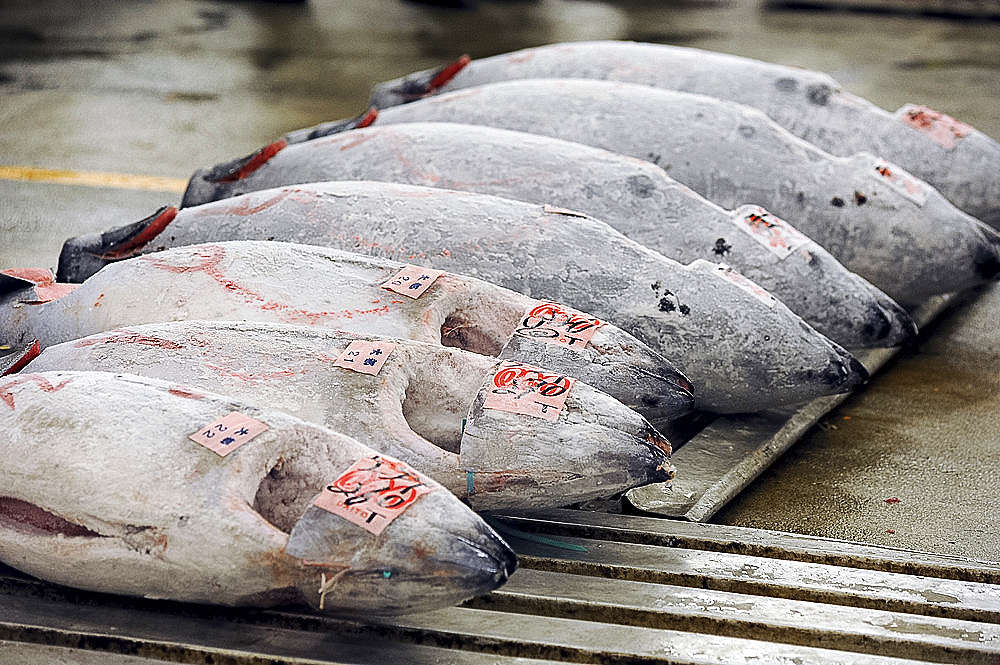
(457, 360, 676, 511)
(496, 313, 694, 423)
(284, 489, 515, 615)
(0, 371, 514, 615)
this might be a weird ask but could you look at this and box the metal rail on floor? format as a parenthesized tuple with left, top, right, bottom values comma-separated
(2, 508, 999, 664)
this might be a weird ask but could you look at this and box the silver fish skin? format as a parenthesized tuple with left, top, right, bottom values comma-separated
(178, 119, 917, 350)
(364, 82, 1000, 307)
(52, 237, 863, 417)
(0, 370, 516, 615)
(12, 242, 694, 423)
(368, 40, 1000, 230)
(25, 322, 675, 510)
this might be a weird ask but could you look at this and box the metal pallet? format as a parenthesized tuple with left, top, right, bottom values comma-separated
(1, 508, 999, 664)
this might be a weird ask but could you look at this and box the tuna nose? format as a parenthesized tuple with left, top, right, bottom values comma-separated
(465, 521, 519, 587)
(630, 424, 676, 485)
(865, 298, 919, 348)
(636, 366, 696, 421)
(826, 348, 870, 391)
(974, 223, 1000, 282)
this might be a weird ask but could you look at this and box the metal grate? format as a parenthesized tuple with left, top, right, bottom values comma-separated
(2, 508, 998, 664)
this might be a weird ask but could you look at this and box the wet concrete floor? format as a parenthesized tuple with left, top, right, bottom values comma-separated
(1, 0, 998, 561)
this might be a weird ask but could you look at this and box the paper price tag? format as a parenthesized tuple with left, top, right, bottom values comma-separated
(870, 158, 928, 206)
(731, 206, 811, 260)
(381, 265, 444, 298)
(333, 340, 396, 375)
(482, 360, 576, 421)
(513, 301, 604, 350)
(713, 265, 776, 308)
(314, 455, 435, 535)
(898, 105, 972, 150)
(190, 412, 268, 456)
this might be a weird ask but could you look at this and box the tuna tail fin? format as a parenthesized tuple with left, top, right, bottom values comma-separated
(282, 107, 379, 145)
(0, 271, 38, 297)
(181, 139, 289, 208)
(369, 55, 471, 109)
(1, 340, 40, 376)
(56, 206, 177, 283)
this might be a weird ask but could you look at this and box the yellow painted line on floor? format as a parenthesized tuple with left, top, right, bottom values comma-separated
(0, 165, 187, 193)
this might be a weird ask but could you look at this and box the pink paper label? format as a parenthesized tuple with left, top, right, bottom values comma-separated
(714, 265, 776, 308)
(189, 412, 268, 456)
(899, 105, 972, 150)
(482, 360, 576, 421)
(333, 340, 396, 375)
(513, 301, 604, 350)
(314, 455, 435, 535)
(381, 265, 444, 298)
(871, 158, 928, 206)
(732, 206, 811, 260)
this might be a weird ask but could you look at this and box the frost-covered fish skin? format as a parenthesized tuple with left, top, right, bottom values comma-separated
(178, 120, 917, 350)
(369, 40, 1000, 229)
(56, 212, 864, 415)
(25, 322, 675, 510)
(362, 82, 1000, 306)
(12, 243, 694, 423)
(0, 370, 516, 615)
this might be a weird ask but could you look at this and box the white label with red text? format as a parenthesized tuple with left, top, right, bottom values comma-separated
(512, 301, 604, 350)
(314, 455, 435, 535)
(870, 157, 928, 206)
(482, 360, 576, 421)
(897, 104, 972, 150)
(731, 205, 811, 260)
(713, 265, 776, 308)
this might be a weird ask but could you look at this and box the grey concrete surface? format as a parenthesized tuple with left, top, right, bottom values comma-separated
(1, 0, 998, 564)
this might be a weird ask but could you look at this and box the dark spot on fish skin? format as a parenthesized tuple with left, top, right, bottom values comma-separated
(807, 84, 833, 106)
(775, 77, 798, 92)
(647, 153, 662, 166)
(854, 191, 868, 205)
(713, 238, 732, 256)
(739, 125, 756, 138)
(627, 175, 656, 199)
(831, 197, 845, 207)
(796, 192, 805, 205)
(651, 281, 661, 292)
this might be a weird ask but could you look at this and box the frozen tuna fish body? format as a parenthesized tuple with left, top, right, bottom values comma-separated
(20, 242, 694, 423)
(0, 370, 515, 615)
(363, 81, 1000, 306)
(56, 219, 859, 415)
(369, 40, 1000, 229)
(177, 123, 917, 351)
(25, 322, 675, 510)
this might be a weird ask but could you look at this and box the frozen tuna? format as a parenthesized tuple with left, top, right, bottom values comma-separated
(24, 322, 676, 509)
(369, 40, 1000, 229)
(0, 370, 516, 615)
(8, 248, 694, 423)
(54, 215, 865, 414)
(360, 82, 1000, 306)
(177, 120, 917, 348)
